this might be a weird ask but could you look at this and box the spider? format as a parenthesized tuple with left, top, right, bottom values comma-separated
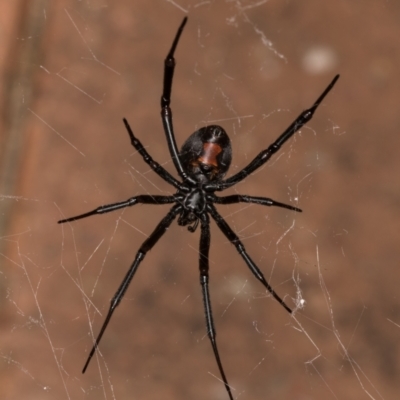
(58, 17, 339, 400)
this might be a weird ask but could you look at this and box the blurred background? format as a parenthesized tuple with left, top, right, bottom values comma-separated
(1, 1, 399, 399)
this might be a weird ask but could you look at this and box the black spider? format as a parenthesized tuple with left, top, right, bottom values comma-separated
(58, 17, 339, 400)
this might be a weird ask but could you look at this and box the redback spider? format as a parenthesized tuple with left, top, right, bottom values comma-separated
(58, 16, 339, 400)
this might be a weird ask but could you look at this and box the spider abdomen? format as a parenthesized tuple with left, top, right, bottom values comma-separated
(180, 125, 232, 183)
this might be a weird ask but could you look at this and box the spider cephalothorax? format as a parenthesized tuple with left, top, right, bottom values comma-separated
(59, 16, 339, 400)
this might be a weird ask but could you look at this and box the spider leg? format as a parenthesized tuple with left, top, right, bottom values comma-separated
(58, 195, 175, 223)
(199, 212, 234, 400)
(212, 194, 302, 212)
(123, 118, 183, 190)
(207, 204, 292, 314)
(160, 17, 196, 185)
(161, 17, 187, 110)
(205, 74, 340, 191)
(82, 204, 182, 373)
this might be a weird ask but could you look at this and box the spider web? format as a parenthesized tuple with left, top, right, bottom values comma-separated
(1, 1, 399, 400)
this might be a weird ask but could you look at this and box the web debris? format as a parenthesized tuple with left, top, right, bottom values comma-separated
(290, 246, 384, 400)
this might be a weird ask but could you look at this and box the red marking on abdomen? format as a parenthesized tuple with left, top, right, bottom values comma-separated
(198, 143, 222, 167)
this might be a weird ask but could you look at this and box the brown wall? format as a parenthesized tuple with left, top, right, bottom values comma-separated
(1, 1, 399, 399)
